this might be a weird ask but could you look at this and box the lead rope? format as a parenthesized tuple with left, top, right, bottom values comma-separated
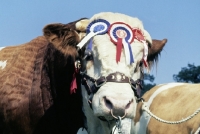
(142, 101, 200, 124)
(194, 127, 200, 134)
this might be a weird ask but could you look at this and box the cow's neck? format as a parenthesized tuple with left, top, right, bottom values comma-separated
(45, 44, 84, 133)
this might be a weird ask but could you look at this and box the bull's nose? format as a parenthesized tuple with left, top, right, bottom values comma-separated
(103, 96, 133, 117)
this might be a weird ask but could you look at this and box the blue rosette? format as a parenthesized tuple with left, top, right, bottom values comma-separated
(77, 19, 110, 49)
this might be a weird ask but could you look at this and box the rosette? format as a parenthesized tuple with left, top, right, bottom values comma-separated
(132, 28, 148, 67)
(108, 22, 134, 64)
(77, 19, 110, 49)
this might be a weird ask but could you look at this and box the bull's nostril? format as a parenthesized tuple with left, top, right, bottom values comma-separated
(125, 99, 133, 109)
(104, 97, 113, 109)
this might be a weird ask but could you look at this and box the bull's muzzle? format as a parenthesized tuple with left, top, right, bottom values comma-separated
(103, 96, 133, 118)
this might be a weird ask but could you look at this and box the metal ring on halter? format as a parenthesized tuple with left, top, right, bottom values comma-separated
(110, 109, 127, 119)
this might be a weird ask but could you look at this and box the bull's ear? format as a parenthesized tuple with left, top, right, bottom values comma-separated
(147, 39, 167, 68)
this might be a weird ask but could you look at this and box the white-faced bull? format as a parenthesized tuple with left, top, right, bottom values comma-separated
(75, 12, 166, 134)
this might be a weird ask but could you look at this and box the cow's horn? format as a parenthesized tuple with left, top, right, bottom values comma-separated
(76, 19, 90, 32)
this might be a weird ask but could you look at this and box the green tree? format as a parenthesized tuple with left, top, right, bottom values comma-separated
(141, 73, 156, 96)
(173, 64, 200, 83)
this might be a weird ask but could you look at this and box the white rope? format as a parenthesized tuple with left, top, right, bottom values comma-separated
(142, 101, 200, 124)
(194, 127, 200, 134)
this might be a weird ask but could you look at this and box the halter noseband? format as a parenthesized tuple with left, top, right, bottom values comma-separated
(78, 50, 143, 109)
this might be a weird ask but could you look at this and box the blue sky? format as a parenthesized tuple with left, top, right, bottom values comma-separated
(1, 1, 200, 84)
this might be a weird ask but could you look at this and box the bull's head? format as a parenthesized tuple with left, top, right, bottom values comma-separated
(75, 12, 167, 134)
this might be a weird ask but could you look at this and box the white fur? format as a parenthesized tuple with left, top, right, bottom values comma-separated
(0, 47, 5, 51)
(132, 83, 184, 134)
(0, 60, 7, 70)
(77, 128, 88, 134)
(81, 12, 152, 134)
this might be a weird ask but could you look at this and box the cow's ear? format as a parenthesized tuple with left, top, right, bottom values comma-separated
(43, 22, 81, 58)
(147, 39, 167, 67)
(43, 20, 89, 57)
(43, 18, 89, 44)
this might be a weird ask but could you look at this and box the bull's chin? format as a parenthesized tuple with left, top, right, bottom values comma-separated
(98, 116, 132, 134)
(97, 113, 133, 122)
(98, 115, 116, 122)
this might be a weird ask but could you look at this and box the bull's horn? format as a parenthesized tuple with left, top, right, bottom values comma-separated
(76, 19, 90, 32)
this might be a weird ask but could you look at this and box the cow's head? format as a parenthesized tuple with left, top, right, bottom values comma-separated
(43, 18, 89, 59)
(75, 12, 167, 133)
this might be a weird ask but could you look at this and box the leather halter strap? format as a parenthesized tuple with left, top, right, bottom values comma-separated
(94, 72, 138, 93)
(78, 48, 143, 110)
(81, 71, 142, 109)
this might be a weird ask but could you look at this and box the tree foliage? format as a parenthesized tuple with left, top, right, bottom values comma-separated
(141, 73, 156, 96)
(173, 64, 200, 83)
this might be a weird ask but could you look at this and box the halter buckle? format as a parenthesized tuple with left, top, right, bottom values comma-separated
(94, 76, 107, 87)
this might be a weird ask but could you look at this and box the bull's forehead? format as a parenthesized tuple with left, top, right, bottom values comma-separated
(92, 34, 144, 77)
(85, 12, 150, 79)
(90, 12, 144, 30)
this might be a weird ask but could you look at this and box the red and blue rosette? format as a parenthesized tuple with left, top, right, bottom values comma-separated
(132, 28, 148, 68)
(108, 22, 134, 65)
(77, 19, 110, 49)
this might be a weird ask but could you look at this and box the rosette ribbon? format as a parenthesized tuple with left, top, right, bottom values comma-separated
(109, 22, 134, 65)
(77, 19, 110, 49)
(132, 28, 148, 68)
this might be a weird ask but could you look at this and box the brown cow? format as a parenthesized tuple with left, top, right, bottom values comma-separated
(0, 19, 87, 134)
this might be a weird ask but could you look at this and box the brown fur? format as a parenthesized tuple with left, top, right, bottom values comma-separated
(135, 84, 200, 134)
(0, 19, 86, 134)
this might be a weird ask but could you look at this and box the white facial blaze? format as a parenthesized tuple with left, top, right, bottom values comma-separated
(0, 60, 7, 70)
